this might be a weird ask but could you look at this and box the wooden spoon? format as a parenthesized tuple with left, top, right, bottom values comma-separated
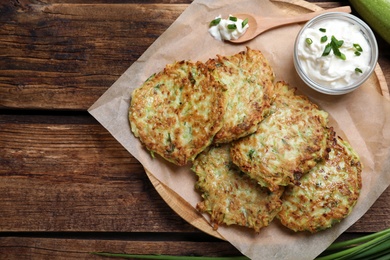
(229, 6, 351, 43)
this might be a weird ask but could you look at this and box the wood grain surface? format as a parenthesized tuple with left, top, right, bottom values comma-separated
(0, 0, 389, 259)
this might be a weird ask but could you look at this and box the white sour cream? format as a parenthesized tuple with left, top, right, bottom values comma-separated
(209, 15, 249, 41)
(297, 19, 371, 89)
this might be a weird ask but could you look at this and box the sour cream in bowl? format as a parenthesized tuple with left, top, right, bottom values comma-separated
(294, 12, 378, 95)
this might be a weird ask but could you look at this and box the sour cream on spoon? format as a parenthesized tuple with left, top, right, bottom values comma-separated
(208, 15, 249, 41)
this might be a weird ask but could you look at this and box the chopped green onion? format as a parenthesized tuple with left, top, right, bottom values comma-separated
(209, 18, 221, 27)
(353, 43, 363, 52)
(332, 46, 345, 59)
(330, 35, 346, 60)
(229, 16, 238, 22)
(320, 35, 347, 60)
(355, 68, 363, 73)
(242, 18, 249, 28)
(319, 28, 326, 32)
(322, 43, 332, 56)
(355, 51, 361, 56)
(332, 45, 341, 56)
(306, 38, 313, 45)
(330, 35, 343, 47)
(227, 24, 237, 30)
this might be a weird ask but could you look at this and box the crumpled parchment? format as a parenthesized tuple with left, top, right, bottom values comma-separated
(88, 0, 390, 259)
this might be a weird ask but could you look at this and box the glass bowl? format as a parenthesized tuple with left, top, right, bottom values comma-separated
(293, 12, 378, 95)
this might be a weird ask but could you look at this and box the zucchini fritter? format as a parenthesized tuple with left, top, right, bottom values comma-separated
(230, 82, 330, 191)
(129, 60, 227, 166)
(207, 47, 275, 144)
(277, 135, 362, 233)
(193, 144, 284, 232)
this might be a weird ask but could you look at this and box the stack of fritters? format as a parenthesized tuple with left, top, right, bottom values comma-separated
(129, 47, 362, 233)
(129, 47, 273, 165)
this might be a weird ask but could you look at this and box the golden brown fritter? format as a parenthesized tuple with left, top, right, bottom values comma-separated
(230, 82, 330, 191)
(277, 134, 362, 233)
(129, 60, 227, 166)
(207, 47, 275, 144)
(193, 144, 284, 232)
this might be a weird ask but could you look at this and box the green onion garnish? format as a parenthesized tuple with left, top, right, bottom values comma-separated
(209, 18, 221, 27)
(331, 35, 344, 48)
(321, 35, 347, 60)
(242, 18, 249, 28)
(306, 38, 313, 45)
(353, 43, 363, 52)
(322, 43, 332, 56)
(227, 24, 237, 30)
(326, 35, 346, 60)
(355, 51, 361, 56)
(319, 28, 326, 32)
(229, 16, 238, 22)
(321, 35, 328, 43)
(355, 68, 363, 73)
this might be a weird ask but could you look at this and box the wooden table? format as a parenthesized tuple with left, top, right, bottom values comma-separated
(1, 0, 389, 258)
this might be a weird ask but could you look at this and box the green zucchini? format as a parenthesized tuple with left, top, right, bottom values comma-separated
(349, 0, 390, 44)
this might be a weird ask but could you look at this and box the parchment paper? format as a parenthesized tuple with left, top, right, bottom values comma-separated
(88, 0, 390, 259)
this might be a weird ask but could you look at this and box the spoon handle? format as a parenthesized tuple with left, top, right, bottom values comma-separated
(259, 6, 351, 30)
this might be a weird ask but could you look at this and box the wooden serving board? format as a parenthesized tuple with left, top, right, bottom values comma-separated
(145, 0, 390, 241)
